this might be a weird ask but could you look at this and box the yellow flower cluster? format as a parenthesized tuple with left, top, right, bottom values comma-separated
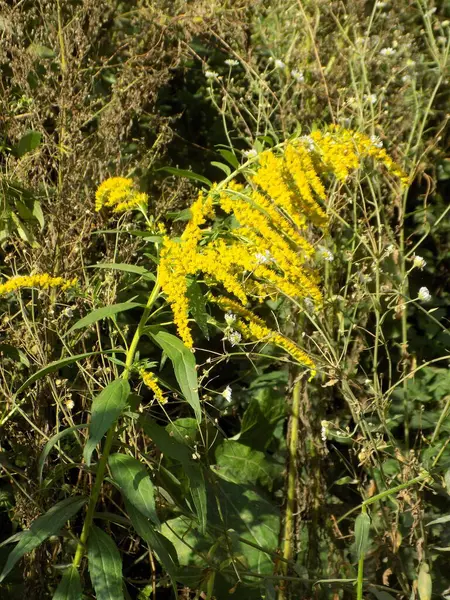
(0, 274, 77, 295)
(140, 369, 166, 404)
(311, 126, 409, 185)
(208, 295, 316, 376)
(158, 128, 407, 377)
(95, 177, 148, 213)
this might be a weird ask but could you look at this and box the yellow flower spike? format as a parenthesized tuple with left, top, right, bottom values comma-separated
(0, 274, 78, 296)
(236, 319, 316, 377)
(139, 370, 166, 404)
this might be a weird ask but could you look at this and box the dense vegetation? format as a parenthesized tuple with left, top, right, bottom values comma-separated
(0, 1, 449, 599)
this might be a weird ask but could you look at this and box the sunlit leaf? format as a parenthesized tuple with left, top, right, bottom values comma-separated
(67, 302, 142, 335)
(150, 331, 201, 422)
(83, 379, 130, 466)
(109, 453, 159, 526)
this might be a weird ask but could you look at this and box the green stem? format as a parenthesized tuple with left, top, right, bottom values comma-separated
(278, 379, 302, 600)
(72, 276, 161, 567)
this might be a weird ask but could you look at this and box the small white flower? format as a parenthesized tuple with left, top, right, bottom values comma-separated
(222, 386, 232, 402)
(413, 255, 426, 270)
(364, 93, 377, 104)
(65, 399, 75, 410)
(370, 135, 383, 148)
(63, 306, 74, 318)
(243, 148, 257, 159)
(255, 250, 272, 264)
(375, 0, 388, 7)
(227, 330, 242, 347)
(300, 135, 315, 152)
(224, 58, 239, 67)
(380, 47, 396, 56)
(418, 286, 431, 302)
(224, 312, 236, 326)
(205, 70, 219, 79)
(319, 247, 334, 262)
(274, 59, 286, 70)
(291, 69, 304, 83)
(385, 244, 395, 256)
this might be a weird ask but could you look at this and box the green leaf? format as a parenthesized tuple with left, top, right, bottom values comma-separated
(165, 418, 198, 445)
(354, 512, 371, 559)
(159, 167, 212, 187)
(184, 462, 207, 534)
(426, 514, 450, 526)
(67, 302, 142, 335)
(38, 424, 88, 483)
(52, 566, 82, 600)
(0, 343, 30, 367)
(150, 331, 201, 422)
(0, 496, 86, 583)
(140, 417, 206, 532)
(211, 161, 231, 176)
(212, 440, 277, 490)
(83, 379, 130, 466)
(126, 501, 178, 589)
(32, 200, 45, 229)
(27, 43, 55, 59)
(218, 149, 239, 169)
(238, 377, 286, 450)
(140, 416, 191, 463)
(417, 562, 432, 600)
(217, 483, 280, 575)
(87, 263, 154, 280)
(15, 131, 42, 157)
(108, 453, 159, 526)
(15, 351, 112, 395)
(187, 280, 209, 340)
(87, 526, 124, 600)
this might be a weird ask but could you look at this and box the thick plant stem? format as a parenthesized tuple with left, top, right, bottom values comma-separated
(72, 277, 161, 567)
(278, 379, 302, 600)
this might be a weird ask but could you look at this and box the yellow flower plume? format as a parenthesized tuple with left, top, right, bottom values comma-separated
(0, 274, 77, 295)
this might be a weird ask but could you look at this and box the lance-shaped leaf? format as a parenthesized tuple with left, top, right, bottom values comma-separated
(108, 453, 159, 527)
(150, 331, 201, 422)
(354, 512, 371, 559)
(0, 496, 86, 582)
(83, 379, 130, 466)
(52, 566, 82, 600)
(140, 417, 206, 532)
(126, 500, 178, 592)
(87, 526, 124, 600)
(67, 302, 142, 335)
